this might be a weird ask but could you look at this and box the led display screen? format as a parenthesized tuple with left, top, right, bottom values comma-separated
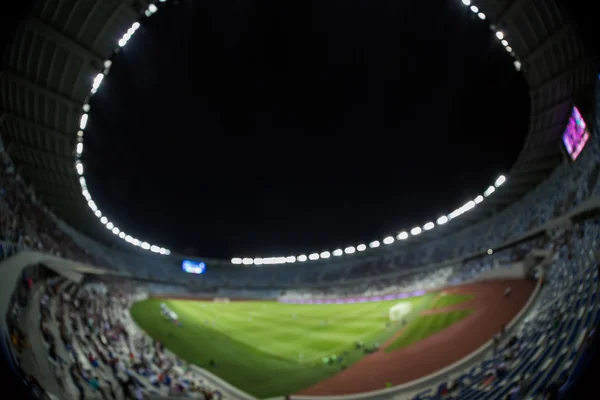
(182, 260, 206, 274)
(562, 106, 590, 161)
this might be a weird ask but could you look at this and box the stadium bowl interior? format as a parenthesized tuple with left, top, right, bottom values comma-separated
(1, 0, 600, 400)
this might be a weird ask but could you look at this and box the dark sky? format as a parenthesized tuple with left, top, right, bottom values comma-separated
(83, 0, 529, 259)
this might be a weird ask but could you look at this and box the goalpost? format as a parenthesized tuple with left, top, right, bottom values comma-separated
(389, 302, 412, 321)
(213, 297, 230, 303)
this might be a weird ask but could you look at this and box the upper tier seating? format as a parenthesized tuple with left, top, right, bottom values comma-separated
(45, 126, 600, 287)
(6, 217, 597, 400)
(412, 220, 600, 400)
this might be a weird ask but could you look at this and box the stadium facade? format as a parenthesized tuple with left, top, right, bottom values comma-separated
(0, 0, 597, 271)
(1, 1, 600, 399)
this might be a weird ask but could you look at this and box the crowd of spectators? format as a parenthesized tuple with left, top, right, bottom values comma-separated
(2, 132, 600, 292)
(35, 279, 222, 399)
(0, 152, 99, 265)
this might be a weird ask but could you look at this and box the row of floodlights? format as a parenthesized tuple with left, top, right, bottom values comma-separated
(74, 2, 172, 256)
(233, 1, 516, 266)
(461, 0, 487, 21)
(460, 0, 522, 71)
(72, 0, 518, 260)
(231, 175, 506, 265)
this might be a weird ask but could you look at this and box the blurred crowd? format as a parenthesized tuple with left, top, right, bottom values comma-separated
(0, 152, 99, 265)
(38, 279, 221, 399)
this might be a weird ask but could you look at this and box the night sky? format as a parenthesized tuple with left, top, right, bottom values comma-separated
(83, 0, 530, 259)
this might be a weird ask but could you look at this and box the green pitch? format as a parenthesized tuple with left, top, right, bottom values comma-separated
(430, 293, 474, 309)
(385, 309, 474, 352)
(130, 292, 473, 398)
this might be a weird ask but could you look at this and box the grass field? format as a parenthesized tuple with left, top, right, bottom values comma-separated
(385, 309, 474, 352)
(430, 293, 474, 309)
(130, 292, 474, 398)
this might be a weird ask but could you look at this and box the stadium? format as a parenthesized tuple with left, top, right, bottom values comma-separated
(0, 0, 599, 400)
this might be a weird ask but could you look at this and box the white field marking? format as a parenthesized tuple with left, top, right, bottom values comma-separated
(177, 300, 388, 362)
(171, 298, 425, 364)
(171, 303, 376, 364)
(240, 303, 388, 360)
(297, 298, 432, 364)
(171, 300, 377, 359)
(184, 303, 376, 341)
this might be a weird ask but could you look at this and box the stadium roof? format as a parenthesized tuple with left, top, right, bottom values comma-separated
(0, 0, 597, 264)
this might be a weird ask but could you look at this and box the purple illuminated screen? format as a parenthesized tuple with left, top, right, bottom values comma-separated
(562, 106, 590, 161)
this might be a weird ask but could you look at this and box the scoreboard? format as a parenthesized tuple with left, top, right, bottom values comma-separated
(562, 106, 590, 161)
(181, 260, 206, 274)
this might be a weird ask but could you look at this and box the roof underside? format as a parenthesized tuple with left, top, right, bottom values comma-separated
(0, 0, 597, 256)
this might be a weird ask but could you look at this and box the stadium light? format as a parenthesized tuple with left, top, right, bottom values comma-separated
(72, 15, 170, 256)
(514, 61, 522, 71)
(74, 0, 512, 265)
(484, 185, 496, 197)
(495, 175, 506, 187)
(91, 74, 104, 94)
(255, 257, 284, 265)
(397, 231, 409, 240)
(448, 200, 476, 219)
(369, 240, 380, 248)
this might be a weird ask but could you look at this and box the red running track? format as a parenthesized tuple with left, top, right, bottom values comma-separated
(295, 279, 536, 396)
